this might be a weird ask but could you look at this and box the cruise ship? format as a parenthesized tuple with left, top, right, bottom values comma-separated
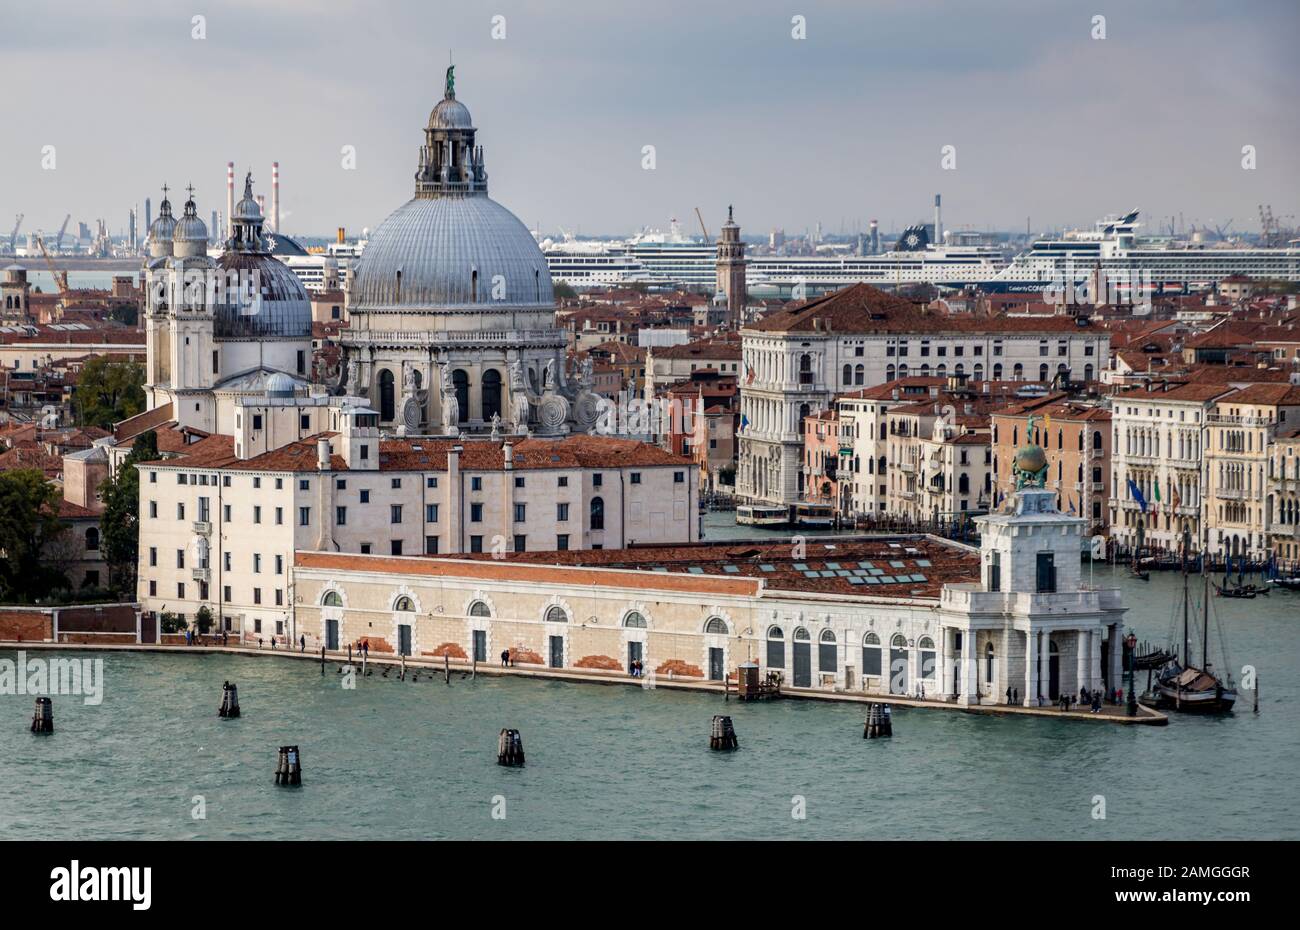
(544, 211, 1300, 297)
(542, 220, 1008, 296)
(986, 211, 1300, 294)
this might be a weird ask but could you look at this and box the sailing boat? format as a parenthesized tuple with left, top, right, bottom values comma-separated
(1152, 552, 1237, 713)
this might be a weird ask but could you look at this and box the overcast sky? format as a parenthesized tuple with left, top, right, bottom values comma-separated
(2, 0, 1297, 241)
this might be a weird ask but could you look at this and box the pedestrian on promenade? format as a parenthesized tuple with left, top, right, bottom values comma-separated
(258, 637, 263, 649)
(1012, 687, 1018, 704)
(1005, 687, 1012, 705)
(299, 634, 305, 653)
(222, 630, 228, 646)
(270, 636, 276, 650)
(500, 649, 509, 668)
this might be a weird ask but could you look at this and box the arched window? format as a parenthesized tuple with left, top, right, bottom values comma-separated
(481, 369, 502, 422)
(862, 631, 882, 677)
(920, 364, 931, 376)
(794, 627, 810, 641)
(85, 527, 99, 551)
(918, 636, 934, 649)
(891, 633, 907, 648)
(590, 496, 605, 530)
(985, 642, 995, 682)
(378, 369, 396, 421)
(818, 629, 837, 672)
(886, 364, 896, 381)
(1039, 363, 1049, 381)
(1084, 363, 1094, 382)
(918, 635, 936, 681)
(545, 605, 568, 623)
(993, 363, 1003, 380)
(623, 611, 647, 628)
(842, 363, 852, 385)
(766, 625, 785, 669)
(854, 364, 865, 385)
(322, 590, 342, 607)
(1013, 362, 1023, 380)
(1092, 430, 1103, 450)
(705, 616, 728, 635)
(469, 600, 491, 617)
(768, 626, 784, 639)
(958, 474, 970, 494)
(394, 596, 415, 612)
(798, 353, 813, 385)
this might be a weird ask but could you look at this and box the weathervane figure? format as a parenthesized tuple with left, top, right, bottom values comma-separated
(445, 64, 455, 97)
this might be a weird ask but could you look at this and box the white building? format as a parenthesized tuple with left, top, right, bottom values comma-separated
(737, 284, 1109, 506)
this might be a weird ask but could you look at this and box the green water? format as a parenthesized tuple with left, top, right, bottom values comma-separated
(1, 565, 1295, 840)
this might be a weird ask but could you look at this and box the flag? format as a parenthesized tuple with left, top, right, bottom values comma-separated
(740, 413, 749, 430)
(1128, 477, 1148, 513)
(1153, 477, 1161, 504)
(746, 365, 755, 385)
(1170, 483, 1181, 514)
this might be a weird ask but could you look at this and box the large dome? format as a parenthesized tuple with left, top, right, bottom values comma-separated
(349, 195, 554, 311)
(214, 250, 312, 339)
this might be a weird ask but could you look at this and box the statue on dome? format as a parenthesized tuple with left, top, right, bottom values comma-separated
(1012, 413, 1049, 490)
(445, 64, 455, 98)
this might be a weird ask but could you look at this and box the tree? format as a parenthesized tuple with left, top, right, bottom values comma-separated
(100, 429, 159, 595)
(76, 357, 145, 429)
(553, 280, 577, 300)
(0, 469, 69, 603)
(195, 605, 213, 635)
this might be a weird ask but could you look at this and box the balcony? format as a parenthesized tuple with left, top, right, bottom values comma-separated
(191, 567, 211, 583)
(192, 520, 212, 535)
(941, 583, 1123, 616)
(1216, 488, 1246, 501)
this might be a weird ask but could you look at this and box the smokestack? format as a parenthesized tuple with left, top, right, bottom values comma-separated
(256, 194, 266, 220)
(869, 218, 879, 255)
(337, 227, 345, 244)
(144, 197, 152, 233)
(934, 194, 942, 246)
(271, 161, 280, 233)
(226, 162, 235, 239)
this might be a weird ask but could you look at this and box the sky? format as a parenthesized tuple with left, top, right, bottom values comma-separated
(2, 0, 1298, 241)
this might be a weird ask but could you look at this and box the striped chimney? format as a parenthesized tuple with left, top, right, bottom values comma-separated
(271, 161, 280, 233)
(226, 162, 235, 238)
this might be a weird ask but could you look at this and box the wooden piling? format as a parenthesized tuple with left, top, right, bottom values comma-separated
(30, 697, 53, 734)
(320, 646, 325, 675)
(444, 654, 450, 685)
(497, 728, 525, 766)
(709, 715, 738, 750)
(274, 745, 302, 786)
(218, 681, 240, 719)
(863, 702, 893, 739)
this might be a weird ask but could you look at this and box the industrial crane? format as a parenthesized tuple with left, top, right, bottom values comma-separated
(694, 207, 710, 242)
(54, 214, 71, 252)
(8, 214, 22, 253)
(34, 234, 70, 300)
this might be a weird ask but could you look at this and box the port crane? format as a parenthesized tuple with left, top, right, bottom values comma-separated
(34, 233, 71, 303)
(54, 214, 71, 252)
(694, 207, 710, 242)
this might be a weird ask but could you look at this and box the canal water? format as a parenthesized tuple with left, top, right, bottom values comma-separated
(2, 559, 1296, 839)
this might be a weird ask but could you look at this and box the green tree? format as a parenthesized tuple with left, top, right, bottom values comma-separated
(99, 429, 159, 595)
(553, 280, 577, 300)
(0, 469, 69, 603)
(76, 357, 145, 429)
(195, 605, 213, 635)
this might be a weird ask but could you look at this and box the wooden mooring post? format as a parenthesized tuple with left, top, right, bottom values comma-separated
(863, 702, 892, 739)
(274, 745, 302, 786)
(444, 653, 451, 685)
(30, 697, 53, 734)
(497, 729, 525, 766)
(218, 681, 240, 719)
(709, 715, 738, 751)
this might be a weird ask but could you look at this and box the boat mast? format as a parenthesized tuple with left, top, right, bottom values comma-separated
(1182, 541, 1190, 666)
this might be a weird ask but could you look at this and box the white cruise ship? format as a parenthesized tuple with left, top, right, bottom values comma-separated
(988, 211, 1300, 294)
(542, 220, 1007, 296)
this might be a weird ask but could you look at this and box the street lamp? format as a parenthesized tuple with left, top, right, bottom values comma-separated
(1125, 631, 1138, 716)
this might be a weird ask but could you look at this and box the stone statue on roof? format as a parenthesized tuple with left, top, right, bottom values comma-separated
(445, 64, 455, 97)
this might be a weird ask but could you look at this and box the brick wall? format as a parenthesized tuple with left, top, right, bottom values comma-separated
(0, 609, 52, 642)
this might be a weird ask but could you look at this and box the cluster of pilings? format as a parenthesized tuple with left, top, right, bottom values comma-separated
(30, 697, 53, 734)
(710, 715, 738, 750)
(274, 745, 302, 786)
(218, 681, 240, 718)
(497, 728, 525, 766)
(863, 702, 893, 739)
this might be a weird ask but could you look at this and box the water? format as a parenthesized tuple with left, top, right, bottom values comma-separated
(1, 566, 1295, 840)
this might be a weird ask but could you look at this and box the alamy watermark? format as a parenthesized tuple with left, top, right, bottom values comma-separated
(0, 651, 104, 705)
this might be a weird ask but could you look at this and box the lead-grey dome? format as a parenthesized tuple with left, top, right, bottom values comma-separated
(213, 250, 312, 339)
(429, 96, 472, 130)
(349, 195, 554, 310)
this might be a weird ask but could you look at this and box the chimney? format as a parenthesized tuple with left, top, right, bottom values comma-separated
(934, 193, 942, 245)
(503, 440, 514, 470)
(337, 226, 345, 244)
(271, 161, 280, 233)
(226, 162, 235, 238)
(317, 437, 330, 471)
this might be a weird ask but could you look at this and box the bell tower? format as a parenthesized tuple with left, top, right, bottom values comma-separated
(716, 205, 746, 329)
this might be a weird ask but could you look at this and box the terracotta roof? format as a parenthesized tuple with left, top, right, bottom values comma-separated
(1214, 383, 1300, 406)
(650, 333, 743, 360)
(0, 442, 62, 478)
(113, 403, 174, 442)
(745, 283, 1104, 335)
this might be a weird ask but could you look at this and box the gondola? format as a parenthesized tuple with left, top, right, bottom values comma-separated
(1267, 575, 1300, 592)
(1214, 583, 1255, 599)
(1152, 556, 1237, 714)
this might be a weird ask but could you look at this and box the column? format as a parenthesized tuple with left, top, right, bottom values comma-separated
(1037, 630, 1050, 703)
(961, 629, 979, 705)
(1023, 628, 1037, 707)
(1075, 630, 1089, 700)
(1108, 623, 1124, 696)
(1090, 629, 1103, 695)
(941, 627, 954, 699)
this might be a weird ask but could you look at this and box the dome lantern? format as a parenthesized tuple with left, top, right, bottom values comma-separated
(415, 65, 488, 198)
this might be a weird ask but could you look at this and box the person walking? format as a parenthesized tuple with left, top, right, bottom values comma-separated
(500, 648, 509, 668)
(299, 634, 306, 653)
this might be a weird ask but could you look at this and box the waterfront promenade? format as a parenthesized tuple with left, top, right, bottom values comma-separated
(1, 639, 1167, 725)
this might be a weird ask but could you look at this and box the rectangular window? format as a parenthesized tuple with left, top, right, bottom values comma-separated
(149, 580, 157, 597)
(299, 479, 309, 491)
(674, 471, 685, 483)
(253, 477, 261, 489)
(513, 534, 526, 552)
(178, 582, 186, 599)
(336, 479, 347, 490)
(336, 506, 347, 526)
(360, 444, 369, 461)
(176, 502, 185, 520)
(149, 547, 157, 567)
(253, 414, 263, 431)
(514, 476, 525, 488)
(223, 504, 231, 522)
(593, 474, 602, 487)
(254, 505, 262, 524)
(514, 503, 526, 522)
(299, 507, 311, 526)
(471, 476, 482, 491)
(425, 535, 439, 555)
(253, 588, 262, 605)
(301, 414, 310, 430)
(296, 350, 305, 374)
(149, 471, 157, 484)
(390, 504, 402, 524)
(275, 589, 283, 606)
(470, 535, 483, 553)
(360, 489, 370, 503)
(630, 472, 641, 484)
(275, 478, 283, 490)
(391, 478, 401, 489)
(426, 476, 437, 489)
(275, 507, 284, 525)
(224, 552, 231, 571)
(425, 503, 438, 523)
(360, 543, 371, 555)
(391, 540, 403, 556)
(223, 585, 231, 601)
(149, 500, 157, 518)
(557, 503, 569, 521)
(223, 475, 231, 487)
(556, 534, 569, 551)
(558, 476, 568, 488)
(253, 554, 261, 574)
(470, 503, 483, 522)
(176, 549, 185, 569)
(275, 554, 283, 575)
(1036, 552, 1056, 593)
